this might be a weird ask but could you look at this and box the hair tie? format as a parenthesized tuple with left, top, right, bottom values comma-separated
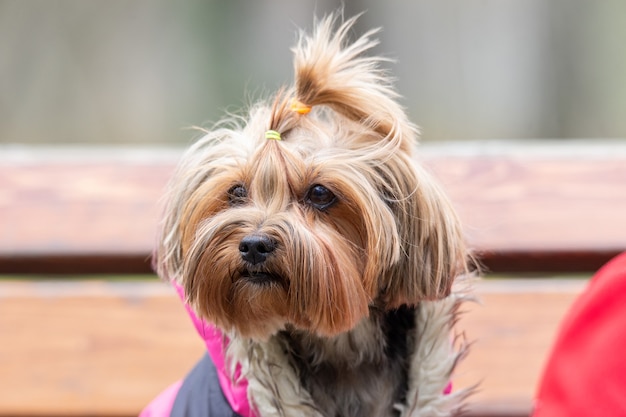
(265, 130, 282, 141)
(290, 99, 312, 115)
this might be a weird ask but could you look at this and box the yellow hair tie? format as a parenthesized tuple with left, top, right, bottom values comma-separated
(265, 130, 282, 141)
(290, 99, 312, 115)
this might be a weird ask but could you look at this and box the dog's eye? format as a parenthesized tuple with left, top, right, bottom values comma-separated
(228, 184, 248, 205)
(306, 184, 337, 210)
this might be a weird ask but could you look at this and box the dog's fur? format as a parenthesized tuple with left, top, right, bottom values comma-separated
(156, 15, 473, 417)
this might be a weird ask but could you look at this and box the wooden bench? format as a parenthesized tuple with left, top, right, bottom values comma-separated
(1, 141, 625, 417)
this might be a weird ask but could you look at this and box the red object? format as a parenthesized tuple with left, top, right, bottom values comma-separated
(533, 252, 626, 416)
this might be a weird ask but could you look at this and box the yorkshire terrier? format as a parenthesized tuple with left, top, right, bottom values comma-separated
(156, 14, 473, 417)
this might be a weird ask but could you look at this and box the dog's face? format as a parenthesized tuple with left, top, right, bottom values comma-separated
(156, 17, 468, 340)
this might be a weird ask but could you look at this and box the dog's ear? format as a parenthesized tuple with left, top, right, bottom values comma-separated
(290, 14, 470, 306)
(380, 157, 470, 308)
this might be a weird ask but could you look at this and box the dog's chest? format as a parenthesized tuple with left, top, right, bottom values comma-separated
(299, 357, 405, 417)
(282, 308, 416, 417)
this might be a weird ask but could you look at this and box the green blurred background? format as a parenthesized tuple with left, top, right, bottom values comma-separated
(1, 0, 625, 145)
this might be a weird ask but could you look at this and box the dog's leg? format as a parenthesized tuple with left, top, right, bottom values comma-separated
(399, 293, 473, 417)
(229, 337, 323, 417)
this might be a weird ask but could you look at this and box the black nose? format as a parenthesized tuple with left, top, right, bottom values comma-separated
(239, 234, 276, 265)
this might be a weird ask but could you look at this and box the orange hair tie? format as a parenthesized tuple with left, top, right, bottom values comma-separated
(290, 99, 312, 115)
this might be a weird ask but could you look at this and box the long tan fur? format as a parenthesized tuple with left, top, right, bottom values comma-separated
(155, 13, 473, 416)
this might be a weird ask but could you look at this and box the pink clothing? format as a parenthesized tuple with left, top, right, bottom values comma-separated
(533, 252, 626, 416)
(140, 381, 183, 417)
(174, 283, 252, 417)
(139, 282, 251, 417)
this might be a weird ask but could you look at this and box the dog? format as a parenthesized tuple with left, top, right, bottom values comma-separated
(155, 14, 474, 417)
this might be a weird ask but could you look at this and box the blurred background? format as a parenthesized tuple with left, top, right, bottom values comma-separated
(1, 0, 626, 146)
(1, 4, 625, 415)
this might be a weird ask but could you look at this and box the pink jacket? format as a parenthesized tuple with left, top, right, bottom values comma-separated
(139, 282, 251, 417)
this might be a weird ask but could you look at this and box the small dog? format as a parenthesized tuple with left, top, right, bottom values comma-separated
(156, 14, 473, 417)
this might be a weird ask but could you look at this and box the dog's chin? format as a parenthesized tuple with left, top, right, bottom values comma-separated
(191, 265, 372, 342)
(239, 269, 285, 287)
(211, 269, 288, 340)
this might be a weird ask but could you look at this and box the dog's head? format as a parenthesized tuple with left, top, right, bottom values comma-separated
(156, 15, 469, 340)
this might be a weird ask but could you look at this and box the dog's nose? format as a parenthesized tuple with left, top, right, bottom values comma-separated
(239, 234, 276, 265)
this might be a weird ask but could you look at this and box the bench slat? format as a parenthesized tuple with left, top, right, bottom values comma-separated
(0, 279, 585, 417)
(1, 145, 625, 274)
(0, 281, 203, 417)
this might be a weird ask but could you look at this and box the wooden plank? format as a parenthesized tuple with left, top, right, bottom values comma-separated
(454, 279, 585, 417)
(0, 279, 585, 417)
(0, 159, 172, 255)
(0, 253, 152, 275)
(1, 143, 625, 274)
(475, 248, 621, 275)
(421, 149, 626, 273)
(0, 280, 204, 417)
